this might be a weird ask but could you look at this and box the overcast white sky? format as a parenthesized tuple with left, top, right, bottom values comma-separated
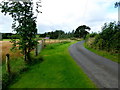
(0, 0, 119, 33)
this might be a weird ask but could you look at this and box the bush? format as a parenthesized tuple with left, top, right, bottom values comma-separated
(2, 72, 18, 89)
(86, 21, 120, 54)
(85, 33, 97, 41)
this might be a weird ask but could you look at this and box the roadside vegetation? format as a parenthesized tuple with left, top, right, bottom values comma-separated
(2, 41, 23, 62)
(2, 39, 65, 89)
(85, 21, 120, 63)
(1, 0, 119, 89)
(3, 39, 88, 89)
(9, 41, 97, 88)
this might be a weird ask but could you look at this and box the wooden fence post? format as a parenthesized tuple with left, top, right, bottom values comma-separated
(6, 54, 11, 75)
(35, 39, 38, 56)
(41, 40, 44, 48)
(49, 39, 50, 44)
(44, 39, 46, 47)
(35, 45, 38, 56)
(42, 39, 45, 48)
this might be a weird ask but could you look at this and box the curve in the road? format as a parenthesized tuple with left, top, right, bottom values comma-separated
(69, 41, 119, 88)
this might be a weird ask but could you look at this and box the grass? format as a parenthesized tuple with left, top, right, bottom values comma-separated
(84, 43, 119, 63)
(2, 39, 19, 41)
(9, 41, 97, 88)
(1, 39, 63, 62)
(2, 51, 43, 89)
(2, 39, 11, 41)
(2, 56, 27, 89)
(2, 57, 26, 75)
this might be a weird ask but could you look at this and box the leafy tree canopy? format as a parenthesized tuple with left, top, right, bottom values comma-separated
(0, 0, 41, 62)
(115, 1, 120, 8)
(74, 25, 91, 38)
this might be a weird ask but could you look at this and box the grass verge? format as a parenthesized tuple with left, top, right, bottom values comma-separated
(2, 53, 43, 89)
(84, 43, 119, 63)
(2, 39, 19, 41)
(9, 41, 97, 88)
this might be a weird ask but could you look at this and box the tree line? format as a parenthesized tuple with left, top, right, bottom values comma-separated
(40, 25, 90, 39)
(1, 0, 119, 63)
(2, 33, 19, 39)
(2, 24, 91, 40)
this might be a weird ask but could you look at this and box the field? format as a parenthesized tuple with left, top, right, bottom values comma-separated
(2, 39, 97, 88)
(2, 41, 23, 62)
(9, 41, 97, 88)
(2, 39, 70, 62)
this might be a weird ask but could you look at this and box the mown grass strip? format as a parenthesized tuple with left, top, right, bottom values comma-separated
(2, 39, 19, 41)
(84, 43, 119, 63)
(9, 41, 97, 88)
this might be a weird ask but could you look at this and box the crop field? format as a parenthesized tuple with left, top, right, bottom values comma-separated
(1, 39, 71, 62)
(2, 41, 22, 62)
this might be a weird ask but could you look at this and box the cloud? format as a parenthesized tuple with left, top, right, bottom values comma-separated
(0, 14, 13, 33)
(0, 0, 118, 33)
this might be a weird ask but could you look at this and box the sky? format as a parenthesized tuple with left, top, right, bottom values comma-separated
(0, 0, 119, 34)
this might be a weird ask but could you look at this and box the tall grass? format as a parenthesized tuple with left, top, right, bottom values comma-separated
(2, 41, 23, 62)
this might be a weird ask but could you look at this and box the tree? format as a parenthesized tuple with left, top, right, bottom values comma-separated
(0, 0, 41, 62)
(115, 1, 120, 25)
(74, 25, 90, 38)
(93, 21, 120, 53)
(115, 1, 120, 8)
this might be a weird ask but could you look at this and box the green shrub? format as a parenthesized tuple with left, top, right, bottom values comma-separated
(86, 21, 120, 54)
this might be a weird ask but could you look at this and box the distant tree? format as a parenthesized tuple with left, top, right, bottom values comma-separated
(115, 1, 120, 24)
(39, 30, 65, 39)
(74, 25, 91, 38)
(71, 30, 75, 37)
(49, 30, 64, 39)
(0, 0, 41, 62)
(2, 33, 13, 39)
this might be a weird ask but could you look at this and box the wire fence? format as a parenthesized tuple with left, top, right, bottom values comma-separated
(37, 40, 43, 54)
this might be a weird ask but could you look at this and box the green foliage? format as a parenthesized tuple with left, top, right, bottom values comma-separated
(97, 22, 120, 53)
(39, 25, 91, 39)
(86, 21, 120, 54)
(115, 1, 120, 8)
(84, 43, 119, 63)
(0, 1, 39, 62)
(2, 72, 18, 90)
(85, 21, 120, 63)
(74, 25, 90, 38)
(2, 57, 27, 89)
(85, 32, 97, 41)
(2, 53, 43, 89)
(40, 30, 65, 39)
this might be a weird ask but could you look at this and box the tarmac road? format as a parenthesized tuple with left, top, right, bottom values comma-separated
(69, 41, 119, 88)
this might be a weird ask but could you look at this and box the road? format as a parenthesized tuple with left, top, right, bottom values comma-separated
(69, 41, 119, 88)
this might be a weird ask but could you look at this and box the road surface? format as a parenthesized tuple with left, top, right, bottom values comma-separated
(69, 41, 119, 88)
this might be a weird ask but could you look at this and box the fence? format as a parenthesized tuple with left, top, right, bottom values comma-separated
(35, 39, 68, 55)
(35, 40, 45, 56)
